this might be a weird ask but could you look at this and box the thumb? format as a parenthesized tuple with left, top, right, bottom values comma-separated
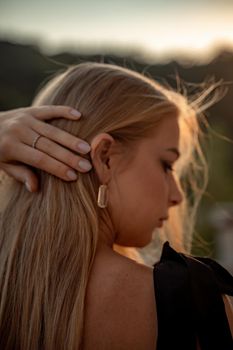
(1, 164, 39, 192)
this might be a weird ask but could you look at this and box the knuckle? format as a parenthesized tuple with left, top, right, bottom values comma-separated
(46, 105, 55, 113)
(15, 109, 28, 120)
(47, 105, 53, 112)
(19, 114, 31, 124)
(0, 135, 12, 156)
(64, 106, 71, 114)
(56, 163, 70, 179)
(36, 105, 52, 114)
(14, 110, 29, 123)
(72, 139, 81, 151)
(33, 152, 45, 167)
(6, 116, 28, 136)
(41, 137, 51, 149)
(44, 125, 54, 138)
(69, 155, 81, 169)
(9, 120, 23, 135)
(27, 106, 39, 115)
(55, 105, 67, 112)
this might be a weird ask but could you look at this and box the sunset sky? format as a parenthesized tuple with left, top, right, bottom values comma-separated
(0, 0, 232, 62)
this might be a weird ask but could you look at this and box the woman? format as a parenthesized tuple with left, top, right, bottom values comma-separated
(0, 62, 232, 349)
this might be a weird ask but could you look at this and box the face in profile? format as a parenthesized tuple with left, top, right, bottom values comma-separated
(91, 115, 183, 248)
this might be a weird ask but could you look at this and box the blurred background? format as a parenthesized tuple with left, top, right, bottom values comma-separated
(0, 0, 233, 271)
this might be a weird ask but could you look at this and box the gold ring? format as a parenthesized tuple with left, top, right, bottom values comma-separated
(32, 134, 42, 149)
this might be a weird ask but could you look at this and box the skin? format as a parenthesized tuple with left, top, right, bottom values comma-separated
(83, 115, 184, 349)
(0, 106, 182, 248)
(83, 246, 158, 350)
(88, 115, 233, 348)
(90, 114, 183, 250)
(0, 106, 92, 192)
(1, 107, 232, 347)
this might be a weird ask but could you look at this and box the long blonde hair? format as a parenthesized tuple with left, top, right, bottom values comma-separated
(0, 62, 210, 349)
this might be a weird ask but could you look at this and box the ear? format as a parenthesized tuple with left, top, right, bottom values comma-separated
(90, 133, 118, 184)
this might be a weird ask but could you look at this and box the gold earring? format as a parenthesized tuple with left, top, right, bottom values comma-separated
(97, 184, 108, 208)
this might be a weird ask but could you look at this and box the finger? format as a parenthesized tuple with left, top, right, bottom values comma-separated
(30, 105, 82, 120)
(31, 119, 91, 155)
(33, 136, 92, 172)
(0, 163, 39, 192)
(18, 126, 92, 172)
(11, 144, 85, 181)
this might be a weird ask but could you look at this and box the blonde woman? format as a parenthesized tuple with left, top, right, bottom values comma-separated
(0, 62, 232, 349)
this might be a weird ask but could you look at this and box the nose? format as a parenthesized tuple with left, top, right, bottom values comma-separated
(168, 175, 183, 207)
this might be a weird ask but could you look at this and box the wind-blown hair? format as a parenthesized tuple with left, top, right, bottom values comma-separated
(0, 62, 211, 349)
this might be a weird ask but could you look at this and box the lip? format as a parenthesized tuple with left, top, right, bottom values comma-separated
(160, 216, 168, 221)
(157, 216, 168, 228)
(157, 221, 163, 228)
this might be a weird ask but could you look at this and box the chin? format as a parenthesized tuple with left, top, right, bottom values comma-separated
(115, 237, 150, 248)
(133, 237, 153, 248)
(114, 227, 153, 248)
(137, 235, 152, 247)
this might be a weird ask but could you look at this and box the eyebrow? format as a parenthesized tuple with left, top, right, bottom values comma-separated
(166, 148, 180, 159)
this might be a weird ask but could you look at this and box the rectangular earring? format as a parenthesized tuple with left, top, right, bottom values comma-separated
(97, 184, 108, 208)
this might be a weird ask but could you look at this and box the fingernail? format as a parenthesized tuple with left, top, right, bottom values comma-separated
(67, 170, 78, 180)
(79, 160, 92, 171)
(25, 181, 32, 192)
(70, 109, 82, 118)
(77, 142, 91, 153)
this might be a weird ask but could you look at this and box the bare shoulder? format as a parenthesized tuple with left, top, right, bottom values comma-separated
(83, 249, 157, 350)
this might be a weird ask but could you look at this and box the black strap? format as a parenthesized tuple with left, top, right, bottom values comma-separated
(153, 241, 233, 350)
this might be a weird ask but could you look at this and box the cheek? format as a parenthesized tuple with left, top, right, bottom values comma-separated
(135, 161, 168, 201)
(113, 161, 168, 211)
(108, 163, 168, 246)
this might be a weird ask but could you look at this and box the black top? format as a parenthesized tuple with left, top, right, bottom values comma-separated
(153, 241, 233, 350)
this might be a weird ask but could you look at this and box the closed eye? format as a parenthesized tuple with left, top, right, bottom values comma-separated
(161, 161, 174, 173)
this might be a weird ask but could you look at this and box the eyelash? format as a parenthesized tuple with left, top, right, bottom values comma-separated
(161, 161, 174, 173)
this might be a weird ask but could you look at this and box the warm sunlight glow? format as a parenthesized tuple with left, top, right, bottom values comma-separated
(0, 0, 232, 62)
